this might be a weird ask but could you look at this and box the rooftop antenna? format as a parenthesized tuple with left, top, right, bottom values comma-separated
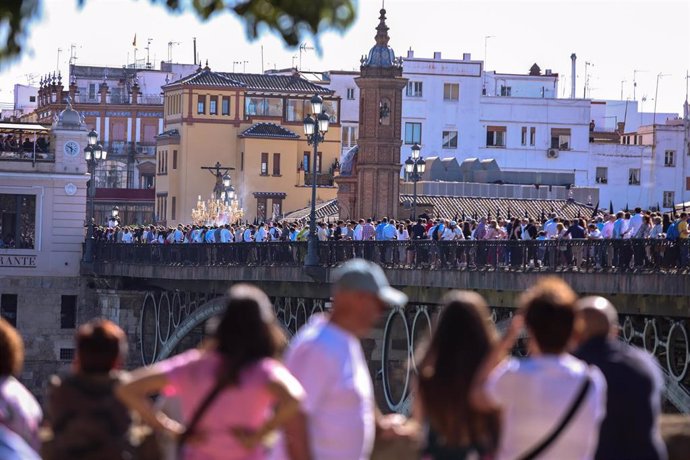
(483, 35, 495, 95)
(583, 61, 593, 98)
(620, 79, 626, 100)
(633, 69, 647, 101)
(193, 37, 197, 65)
(233, 61, 248, 72)
(167, 41, 180, 63)
(653, 72, 670, 126)
(56, 47, 62, 73)
(261, 45, 264, 73)
(298, 43, 314, 70)
(68, 43, 80, 66)
(24, 73, 38, 86)
(291, 55, 298, 69)
(145, 38, 153, 69)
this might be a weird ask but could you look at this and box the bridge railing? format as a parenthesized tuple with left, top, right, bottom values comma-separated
(93, 239, 690, 272)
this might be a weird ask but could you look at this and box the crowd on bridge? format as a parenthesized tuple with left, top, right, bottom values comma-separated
(93, 207, 690, 270)
(0, 260, 679, 459)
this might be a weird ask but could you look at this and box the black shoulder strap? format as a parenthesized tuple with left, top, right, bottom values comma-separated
(177, 372, 232, 449)
(517, 374, 592, 460)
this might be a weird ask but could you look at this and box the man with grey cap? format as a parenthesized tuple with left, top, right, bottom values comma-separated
(271, 259, 408, 460)
(573, 296, 667, 460)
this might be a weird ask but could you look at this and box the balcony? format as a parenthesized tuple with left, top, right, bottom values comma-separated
(139, 95, 163, 105)
(0, 148, 54, 162)
(73, 91, 163, 106)
(135, 144, 156, 156)
(304, 172, 335, 187)
(103, 142, 156, 157)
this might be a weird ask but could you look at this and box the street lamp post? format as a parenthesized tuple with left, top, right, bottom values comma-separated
(303, 94, 330, 267)
(404, 143, 425, 219)
(83, 129, 107, 262)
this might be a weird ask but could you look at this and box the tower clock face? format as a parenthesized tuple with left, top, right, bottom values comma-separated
(64, 140, 80, 157)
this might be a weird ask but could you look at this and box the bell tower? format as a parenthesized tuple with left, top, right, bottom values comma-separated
(336, 7, 407, 220)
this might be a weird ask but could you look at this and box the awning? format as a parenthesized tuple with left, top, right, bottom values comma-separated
(0, 123, 51, 133)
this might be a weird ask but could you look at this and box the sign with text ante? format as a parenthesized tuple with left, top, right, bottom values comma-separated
(0, 255, 37, 268)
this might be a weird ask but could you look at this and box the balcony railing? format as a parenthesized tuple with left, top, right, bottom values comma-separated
(304, 172, 334, 186)
(102, 142, 156, 157)
(92, 239, 690, 273)
(73, 92, 163, 105)
(135, 144, 156, 155)
(0, 147, 54, 162)
(139, 95, 163, 105)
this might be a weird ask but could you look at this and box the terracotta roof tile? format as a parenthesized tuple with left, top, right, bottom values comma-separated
(220, 73, 332, 95)
(401, 195, 593, 221)
(240, 123, 299, 139)
(282, 195, 594, 222)
(170, 69, 245, 87)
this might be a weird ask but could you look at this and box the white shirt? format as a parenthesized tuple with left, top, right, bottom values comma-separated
(628, 213, 643, 237)
(544, 221, 559, 238)
(441, 227, 455, 241)
(486, 354, 606, 460)
(353, 224, 363, 241)
(272, 315, 375, 460)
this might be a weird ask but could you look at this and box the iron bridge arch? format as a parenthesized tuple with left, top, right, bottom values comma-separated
(138, 290, 690, 414)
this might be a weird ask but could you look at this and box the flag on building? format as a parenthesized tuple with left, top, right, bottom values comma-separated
(132, 34, 137, 47)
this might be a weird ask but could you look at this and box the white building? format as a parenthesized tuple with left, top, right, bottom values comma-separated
(591, 99, 678, 133)
(0, 84, 38, 121)
(319, 49, 687, 212)
(590, 118, 690, 210)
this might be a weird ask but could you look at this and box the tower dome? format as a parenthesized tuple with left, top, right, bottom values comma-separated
(362, 8, 399, 68)
(54, 98, 84, 129)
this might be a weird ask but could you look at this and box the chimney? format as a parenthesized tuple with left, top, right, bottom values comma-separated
(545, 69, 552, 76)
(462, 53, 471, 61)
(433, 51, 442, 60)
(407, 47, 414, 59)
(617, 122, 625, 134)
(570, 53, 577, 99)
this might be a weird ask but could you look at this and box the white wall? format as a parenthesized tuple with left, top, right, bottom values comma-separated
(591, 99, 679, 133)
(13, 84, 38, 111)
(321, 51, 689, 211)
(588, 123, 689, 210)
(484, 71, 559, 98)
(401, 53, 483, 162)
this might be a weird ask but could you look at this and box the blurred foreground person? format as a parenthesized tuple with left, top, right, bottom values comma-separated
(414, 291, 500, 459)
(573, 296, 667, 460)
(44, 319, 134, 460)
(0, 318, 42, 452)
(0, 425, 40, 460)
(472, 277, 607, 460)
(117, 284, 307, 460)
(271, 258, 410, 460)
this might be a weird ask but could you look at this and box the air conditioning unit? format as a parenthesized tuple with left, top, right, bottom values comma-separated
(546, 148, 559, 159)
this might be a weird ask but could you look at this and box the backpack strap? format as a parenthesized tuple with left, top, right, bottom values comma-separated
(517, 374, 592, 460)
(177, 371, 233, 450)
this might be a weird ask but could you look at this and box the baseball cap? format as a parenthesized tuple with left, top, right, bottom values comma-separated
(333, 259, 408, 306)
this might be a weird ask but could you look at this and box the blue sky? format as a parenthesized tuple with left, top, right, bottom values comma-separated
(1, 0, 688, 115)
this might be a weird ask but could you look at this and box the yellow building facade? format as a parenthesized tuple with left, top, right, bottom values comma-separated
(156, 65, 341, 224)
